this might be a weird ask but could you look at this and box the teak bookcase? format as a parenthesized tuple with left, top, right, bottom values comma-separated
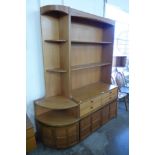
(34, 5, 118, 149)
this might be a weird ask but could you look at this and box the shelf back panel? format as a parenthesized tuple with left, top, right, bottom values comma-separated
(43, 43, 60, 69)
(45, 73, 62, 97)
(41, 15, 60, 40)
(71, 21, 103, 42)
(71, 45, 102, 66)
(71, 68, 101, 90)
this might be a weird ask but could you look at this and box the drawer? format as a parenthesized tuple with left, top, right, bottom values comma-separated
(80, 100, 91, 117)
(80, 96, 102, 117)
(91, 96, 102, 111)
(101, 88, 118, 105)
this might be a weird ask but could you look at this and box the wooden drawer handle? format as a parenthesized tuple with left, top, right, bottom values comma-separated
(91, 100, 94, 103)
(90, 106, 93, 109)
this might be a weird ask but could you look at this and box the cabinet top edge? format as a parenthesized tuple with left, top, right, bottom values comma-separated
(40, 5, 115, 26)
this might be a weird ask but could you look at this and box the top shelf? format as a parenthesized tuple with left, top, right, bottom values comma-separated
(35, 96, 78, 110)
(40, 5, 115, 26)
(71, 40, 112, 45)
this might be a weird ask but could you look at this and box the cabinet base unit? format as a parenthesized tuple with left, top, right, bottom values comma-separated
(34, 5, 117, 149)
(39, 122, 79, 148)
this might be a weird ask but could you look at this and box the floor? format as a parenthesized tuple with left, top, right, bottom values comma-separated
(27, 102, 129, 155)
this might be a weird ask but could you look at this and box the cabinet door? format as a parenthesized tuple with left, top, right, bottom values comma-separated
(101, 104, 109, 125)
(109, 101, 117, 119)
(41, 125, 55, 147)
(55, 127, 68, 148)
(80, 115, 91, 140)
(91, 110, 101, 132)
(67, 123, 79, 146)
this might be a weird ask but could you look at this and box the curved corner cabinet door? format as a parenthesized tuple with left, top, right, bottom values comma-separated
(38, 122, 79, 149)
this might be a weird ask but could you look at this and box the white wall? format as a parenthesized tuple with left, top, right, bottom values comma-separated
(26, 0, 45, 127)
(27, 0, 105, 128)
(40, 0, 104, 16)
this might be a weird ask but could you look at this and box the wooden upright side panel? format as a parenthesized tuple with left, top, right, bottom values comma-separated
(59, 15, 71, 97)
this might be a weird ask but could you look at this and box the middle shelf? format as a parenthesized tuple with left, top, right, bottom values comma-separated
(71, 62, 111, 71)
(71, 40, 112, 45)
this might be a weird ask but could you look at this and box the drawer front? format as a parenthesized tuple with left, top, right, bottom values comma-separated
(101, 88, 118, 105)
(80, 96, 102, 117)
(80, 100, 91, 117)
(91, 96, 102, 111)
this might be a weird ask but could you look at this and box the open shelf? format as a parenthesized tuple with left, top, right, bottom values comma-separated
(45, 39, 67, 43)
(35, 96, 78, 110)
(46, 68, 67, 73)
(71, 40, 112, 45)
(37, 111, 79, 126)
(71, 82, 117, 102)
(71, 62, 111, 71)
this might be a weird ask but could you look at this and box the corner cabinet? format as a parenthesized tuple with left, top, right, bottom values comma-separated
(34, 5, 118, 149)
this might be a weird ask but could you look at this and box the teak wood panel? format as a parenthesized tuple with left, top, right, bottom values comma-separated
(71, 44, 102, 66)
(71, 18, 113, 42)
(109, 101, 117, 119)
(40, 122, 79, 148)
(43, 43, 61, 69)
(71, 68, 101, 90)
(100, 105, 109, 124)
(45, 73, 62, 97)
(41, 15, 68, 40)
(91, 110, 101, 131)
(80, 115, 91, 140)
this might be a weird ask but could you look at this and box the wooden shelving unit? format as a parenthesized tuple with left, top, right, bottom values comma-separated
(34, 5, 118, 149)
